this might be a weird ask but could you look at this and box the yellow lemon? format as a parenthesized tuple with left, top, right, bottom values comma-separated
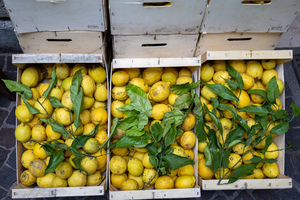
(150, 104, 171, 120)
(15, 104, 33, 123)
(228, 153, 242, 169)
(68, 170, 87, 187)
(111, 100, 125, 118)
(15, 123, 31, 142)
(174, 175, 196, 188)
(262, 59, 276, 70)
(179, 68, 192, 77)
(28, 158, 47, 177)
(128, 77, 149, 93)
(120, 179, 139, 191)
(34, 97, 53, 119)
(111, 173, 127, 189)
(20, 170, 36, 186)
(112, 70, 130, 86)
(265, 143, 279, 159)
(90, 107, 108, 125)
(56, 108, 74, 126)
(112, 86, 128, 100)
(262, 69, 278, 86)
(81, 75, 96, 97)
(240, 73, 254, 90)
(88, 64, 106, 83)
(142, 67, 163, 86)
(246, 61, 263, 80)
(162, 72, 177, 86)
(198, 158, 214, 180)
(213, 71, 231, 85)
(36, 172, 56, 188)
(54, 63, 70, 80)
(155, 176, 174, 189)
(228, 60, 247, 74)
(110, 156, 127, 175)
(123, 68, 141, 80)
(179, 131, 196, 150)
(94, 83, 108, 102)
(262, 162, 279, 178)
(93, 149, 107, 170)
(201, 62, 214, 82)
(212, 60, 226, 71)
(149, 81, 171, 102)
(21, 66, 39, 87)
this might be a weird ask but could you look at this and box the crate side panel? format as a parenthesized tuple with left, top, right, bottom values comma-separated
(195, 33, 282, 56)
(17, 31, 104, 54)
(110, 0, 206, 35)
(201, 0, 300, 33)
(4, 0, 106, 33)
(114, 34, 199, 58)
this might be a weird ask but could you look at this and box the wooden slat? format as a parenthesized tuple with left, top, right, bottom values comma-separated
(4, 0, 106, 33)
(110, 0, 206, 35)
(201, 0, 299, 33)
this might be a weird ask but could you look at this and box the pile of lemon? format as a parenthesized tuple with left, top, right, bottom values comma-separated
(110, 67, 197, 190)
(198, 59, 283, 180)
(15, 63, 108, 188)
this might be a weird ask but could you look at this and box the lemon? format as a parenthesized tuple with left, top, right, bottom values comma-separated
(150, 104, 171, 120)
(123, 68, 141, 80)
(94, 129, 108, 145)
(21, 66, 39, 87)
(79, 109, 91, 126)
(41, 64, 53, 79)
(56, 108, 74, 126)
(112, 70, 130, 86)
(222, 103, 235, 119)
(133, 151, 145, 161)
(262, 69, 278, 86)
(68, 170, 87, 187)
(162, 72, 177, 86)
(87, 171, 103, 186)
(51, 176, 68, 187)
(180, 131, 196, 150)
(128, 77, 149, 93)
(45, 124, 61, 140)
(54, 63, 70, 80)
(55, 161, 73, 179)
(92, 149, 107, 170)
(143, 168, 158, 185)
(253, 152, 264, 168)
(198, 153, 205, 161)
(82, 96, 95, 110)
(232, 143, 251, 155)
(250, 88, 266, 104)
(128, 174, 144, 190)
(201, 85, 218, 101)
(33, 142, 47, 159)
(61, 77, 73, 91)
(181, 113, 196, 131)
(28, 158, 46, 177)
(154, 176, 174, 189)
(262, 162, 279, 178)
(94, 83, 108, 102)
(22, 140, 36, 150)
(213, 71, 231, 85)
(70, 64, 88, 76)
(176, 76, 193, 85)
(198, 141, 207, 153)
(15, 104, 33, 123)
(178, 165, 194, 176)
(241, 73, 254, 90)
(253, 168, 265, 179)
(164, 67, 179, 78)
(232, 89, 250, 109)
(110, 156, 127, 175)
(31, 125, 47, 141)
(50, 85, 64, 101)
(20, 170, 36, 186)
(36, 172, 56, 188)
(262, 59, 276, 70)
(215, 167, 231, 179)
(38, 82, 50, 97)
(88, 64, 106, 83)
(34, 97, 53, 119)
(90, 107, 108, 125)
(128, 158, 144, 176)
(227, 153, 242, 169)
(120, 179, 139, 191)
(246, 61, 263, 80)
(142, 153, 154, 169)
(270, 98, 282, 112)
(81, 75, 96, 97)
(201, 62, 214, 82)
(175, 175, 196, 188)
(111, 100, 125, 118)
(112, 147, 129, 156)
(168, 92, 179, 106)
(112, 86, 128, 100)
(179, 68, 192, 77)
(21, 88, 40, 106)
(172, 146, 187, 157)
(212, 60, 226, 71)
(21, 149, 36, 169)
(198, 158, 214, 180)
(204, 104, 220, 122)
(111, 173, 127, 189)
(265, 143, 279, 159)
(242, 152, 254, 164)
(83, 138, 100, 154)
(15, 123, 31, 142)
(80, 156, 98, 175)
(113, 128, 126, 140)
(142, 67, 163, 86)
(277, 79, 284, 94)
(149, 81, 171, 102)
(228, 60, 247, 73)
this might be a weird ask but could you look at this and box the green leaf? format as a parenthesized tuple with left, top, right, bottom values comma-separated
(171, 83, 192, 95)
(70, 68, 83, 101)
(118, 116, 138, 131)
(275, 110, 289, 120)
(204, 104, 223, 135)
(290, 102, 300, 118)
(250, 156, 277, 164)
(126, 84, 152, 116)
(164, 123, 177, 147)
(20, 94, 40, 114)
(49, 96, 63, 108)
(226, 63, 244, 90)
(260, 115, 269, 130)
(224, 79, 238, 91)
(266, 76, 279, 104)
(100, 118, 119, 149)
(195, 118, 207, 142)
(42, 68, 57, 98)
(72, 87, 84, 129)
(228, 139, 243, 149)
(228, 164, 256, 183)
(211, 97, 219, 109)
(202, 82, 238, 101)
(117, 103, 134, 112)
(224, 124, 244, 146)
(72, 156, 89, 175)
(163, 121, 172, 138)
(262, 134, 273, 153)
(163, 154, 195, 170)
(41, 142, 55, 157)
(45, 150, 64, 174)
(149, 154, 159, 168)
(222, 149, 231, 169)
(163, 147, 174, 156)
(39, 118, 69, 138)
(174, 93, 193, 110)
(208, 129, 221, 172)
(218, 104, 238, 121)
(150, 122, 163, 141)
(162, 109, 185, 127)
(126, 126, 145, 137)
(69, 148, 83, 157)
(204, 145, 212, 168)
(71, 124, 99, 149)
(115, 134, 151, 148)
(51, 140, 68, 151)
(145, 143, 159, 155)
(2, 79, 32, 99)
(236, 115, 250, 132)
(240, 105, 269, 116)
(193, 94, 204, 118)
(270, 122, 289, 136)
(247, 89, 267, 99)
(138, 113, 148, 131)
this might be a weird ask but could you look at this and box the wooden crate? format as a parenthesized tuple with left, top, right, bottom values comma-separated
(194, 33, 282, 56)
(3, 0, 107, 33)
(16, 31, 105, 54)
(109, 0, 207, 35)
(199, 50, 293, 190)
(12, 53, 109, 199)
(108, 57, 202, 199)
(200, 0, 300, 33)
(113, 34, 199, 58)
